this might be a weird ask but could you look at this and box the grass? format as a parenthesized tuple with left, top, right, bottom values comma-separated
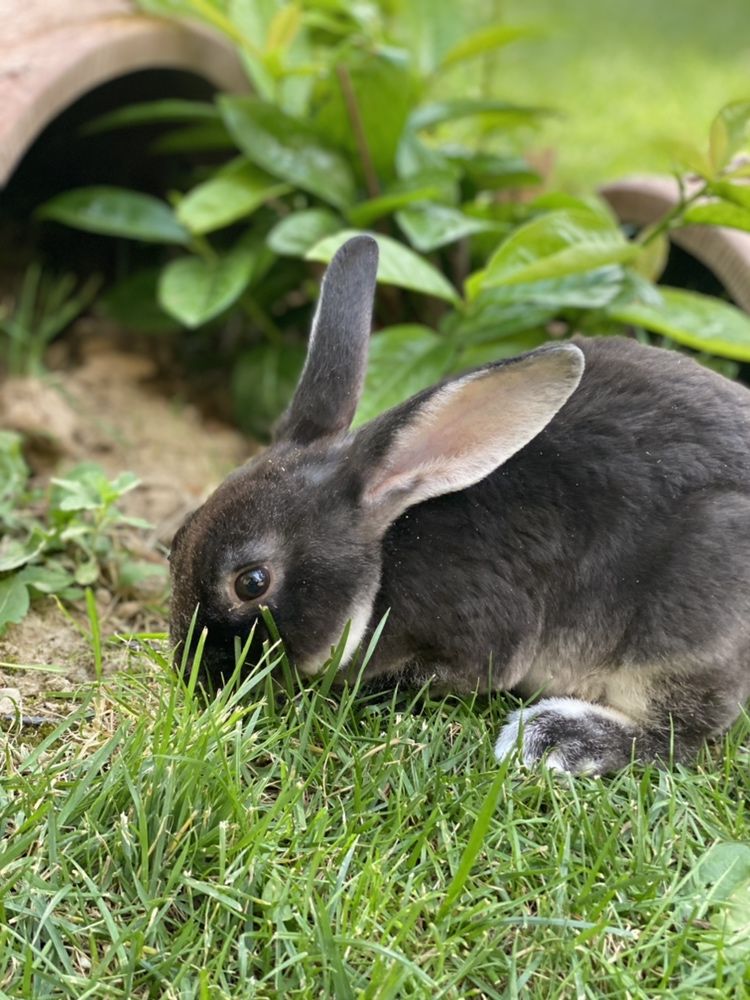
(496, 0, 750, 186)
(4, 8, 750, 993)
(2, 618, 750, 998)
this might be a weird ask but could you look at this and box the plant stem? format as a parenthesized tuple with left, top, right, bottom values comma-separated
(239, 294, 283, 347)
(186, 0, 261, 58)
(335, 64, 380, 200)
(636, 183, 708, 247)
(189, 235, 218, 262)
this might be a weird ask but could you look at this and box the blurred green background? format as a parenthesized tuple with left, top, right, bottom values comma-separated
(495, 0, 750, 186)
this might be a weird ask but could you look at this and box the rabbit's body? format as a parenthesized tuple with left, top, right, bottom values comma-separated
(357, 336, 750, 770)
(170, 237, 750, 774)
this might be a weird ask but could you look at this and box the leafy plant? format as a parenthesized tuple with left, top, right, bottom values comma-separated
(0, 264, 100, 376)
(0, 432, 164, 635)
(685, 841, 750, 960)
(35, 1, 750, 437)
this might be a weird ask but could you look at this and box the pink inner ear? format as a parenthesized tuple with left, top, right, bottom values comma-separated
(363, 348, 584, 514)
(368, 377, 518, 502)
(407, 376, 502, 464)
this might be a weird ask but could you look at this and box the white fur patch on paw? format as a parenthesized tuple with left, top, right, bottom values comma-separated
(494, 707, 530, 762)
(494, 697, 636, 775)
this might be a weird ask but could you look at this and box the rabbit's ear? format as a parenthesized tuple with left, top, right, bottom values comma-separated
(353, 344, 584, 525)
(274, 235, 379, 445)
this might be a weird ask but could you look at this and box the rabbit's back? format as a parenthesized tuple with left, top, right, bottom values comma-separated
(370, 337, 750, 698)
(558, 336, 750, 491)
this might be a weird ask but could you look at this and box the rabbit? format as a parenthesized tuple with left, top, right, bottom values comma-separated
(169, 234, 750, 775)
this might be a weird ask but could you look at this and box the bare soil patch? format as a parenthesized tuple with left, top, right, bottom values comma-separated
(0, 323, 251, 707)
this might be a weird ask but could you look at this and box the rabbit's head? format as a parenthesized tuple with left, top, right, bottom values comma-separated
(169, 236, 584, 682)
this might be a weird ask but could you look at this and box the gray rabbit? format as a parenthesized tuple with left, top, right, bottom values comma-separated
(169, 235, 750, 774)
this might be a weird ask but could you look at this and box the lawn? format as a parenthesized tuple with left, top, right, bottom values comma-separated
(498, 0, 750, 186)
(2, 631, 750, 997)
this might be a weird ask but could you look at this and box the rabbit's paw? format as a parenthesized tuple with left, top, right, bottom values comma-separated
(494, 697, 638, 775)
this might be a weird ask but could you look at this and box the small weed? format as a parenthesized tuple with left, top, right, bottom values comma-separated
(0, 431, 165, 635)
(0, 263, 100, 377)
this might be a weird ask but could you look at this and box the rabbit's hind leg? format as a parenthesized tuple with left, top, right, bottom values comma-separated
(494, 697, 639, 775)
(495, 491, 750, 775)
(494, 661, 748, 775)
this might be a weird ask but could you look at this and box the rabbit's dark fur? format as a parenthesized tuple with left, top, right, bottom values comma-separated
(170, 236, 750, 774)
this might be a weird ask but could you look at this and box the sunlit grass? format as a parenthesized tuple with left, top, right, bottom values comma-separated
(2, 614, 750, 997)
(495, 0, 750, 186)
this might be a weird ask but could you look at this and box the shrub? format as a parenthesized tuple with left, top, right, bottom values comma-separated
(36, 1, 750, 435)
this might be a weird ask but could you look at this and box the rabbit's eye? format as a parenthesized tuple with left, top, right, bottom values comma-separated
(235, 566, 271, 601)
(235, 566, 271, 602)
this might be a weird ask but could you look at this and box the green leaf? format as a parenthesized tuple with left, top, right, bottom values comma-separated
(150, 122, 234, 155)
(101, 269, 180, 334)
(480, 209, 637, 288)
(265, 2, 303, 52)
(74, 560, 100, 587)
(109, 471, 141, 498)
(307, 230, 461, 304)
(445, 151, 541, 190)
(440, 24, 539, 69)
(228, 0, 277, 101)
(693, 842, 750, 902)
(530, 192, 620, 222)
(455, 331, 550, 370)
(18, 564, 75, 595)
(718, 881, 750, 959)
(312, 53, 419, 183)
(691, 842, 750, 961)
(51, 477, 104, 512)
(229, 0, 277, 47)
(0, 535, 46, 573)
(37, 187, 189, 244)
(0, 431, 29, 512)
(231, 342, 307, 438)
(726, 160, 750, 180)
(707, 179, 750, 210)
(396, 0, 464, 75)
(158, 238, 260, 328)
(410, 99, 550, 132)
(116, 559, 167, 592)
(354, 326, 454, 426)
(83, 99, 218, 134)
(219, 96, 356, 210)
(267, 209, 342, 257)
(469, 266, 627, 310)
(654, 139, 713, 178)
(177, 159, 291, 235)
(709, 100, 750, 172)
(441, 299, 556, 347)
(631, 234, 668, 282)
(683, 200, 750, 233)
(0, 575, 30, 634)
(607, 287, 750, 361)
(348, 186, 445, 229)
(140, 0, 247, 40)
(51, 464, 139, 513)
(396, 203, 493, 252)
(396, 129, 462, 184)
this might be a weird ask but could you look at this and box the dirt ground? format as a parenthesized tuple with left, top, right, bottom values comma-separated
(0, 322, 251, 711)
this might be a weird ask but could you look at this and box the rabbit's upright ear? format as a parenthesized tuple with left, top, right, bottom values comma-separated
(352, 344, 585, 525)
(274, 236, 379, 445)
